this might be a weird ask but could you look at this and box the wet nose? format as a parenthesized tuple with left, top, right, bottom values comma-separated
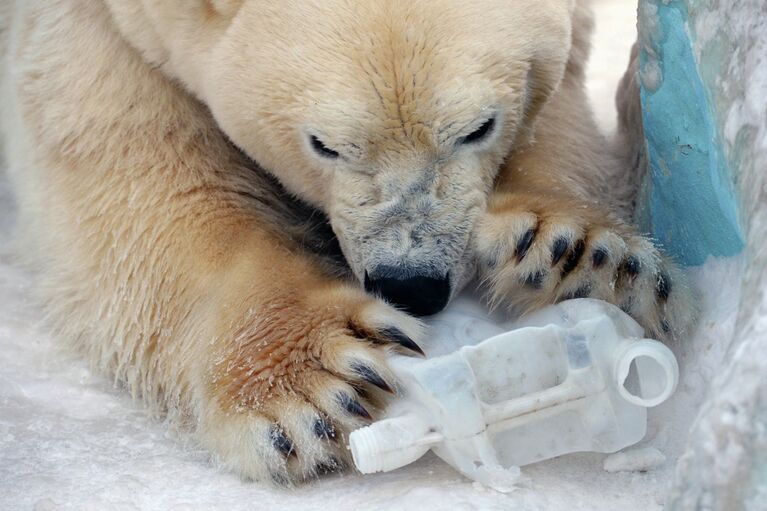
(364, 266, 451, 316)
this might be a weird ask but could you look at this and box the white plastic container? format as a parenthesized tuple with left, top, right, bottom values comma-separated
(349, 298, 679, 489)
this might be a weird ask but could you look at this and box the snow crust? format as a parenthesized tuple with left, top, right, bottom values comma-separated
(0, 2, 747, 509)
(603, 447, 666, 473)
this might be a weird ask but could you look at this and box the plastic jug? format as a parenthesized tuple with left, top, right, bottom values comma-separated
(349, 298, 679, 489)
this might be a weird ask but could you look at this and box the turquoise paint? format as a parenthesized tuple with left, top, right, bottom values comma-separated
(638, 0, 744, 266)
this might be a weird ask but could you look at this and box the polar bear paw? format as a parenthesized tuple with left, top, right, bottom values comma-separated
(199, 286, 424, 486)
(474, 196, 695, 342)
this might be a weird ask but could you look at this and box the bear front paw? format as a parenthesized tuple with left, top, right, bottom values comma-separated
(474, 198, 695, 341)
(198, 284, 424, 486)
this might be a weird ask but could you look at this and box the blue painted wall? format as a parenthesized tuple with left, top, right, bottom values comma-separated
(636, 0, 744, 266)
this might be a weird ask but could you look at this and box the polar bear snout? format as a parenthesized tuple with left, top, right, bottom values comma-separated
(364, 266, 451, 317)
(330, 187, 481, 313)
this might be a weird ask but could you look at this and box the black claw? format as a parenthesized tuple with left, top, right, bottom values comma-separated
(269, 426, 295, 458)
(551, 237, 569, 266)
(313, 417, 337, 440)
(351, 362, 394, 393)
(483, 247, 501, 269)
(620, 297, 634, 315)
(620, 255, 641, 279)
(380, 327, 425, 356)
(564, 283, 592, 300)
(661, 319, 671, 334)
(561, 239, 586, 277)
(522, 270, 546, 289)
(337, 393, 372, 420)
(515, 228, 537, 262)
(656, 271, 672, 301)
(592, 247, 608, 268)
(315, 456, 344, 475)
(270, 471, 291, 488)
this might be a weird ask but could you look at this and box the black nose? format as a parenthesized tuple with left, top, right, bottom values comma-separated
(364, 267, 451, 316)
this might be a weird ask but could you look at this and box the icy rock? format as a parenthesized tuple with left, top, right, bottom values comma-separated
(647, 1, 767, 509)
(636, 0, 745, 266)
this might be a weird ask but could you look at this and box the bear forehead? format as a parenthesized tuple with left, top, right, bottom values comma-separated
(230, 0, 529, 106)
(217, 1, 538, 154)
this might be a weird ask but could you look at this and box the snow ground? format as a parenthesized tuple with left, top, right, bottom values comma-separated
(0, 2, 742, 510)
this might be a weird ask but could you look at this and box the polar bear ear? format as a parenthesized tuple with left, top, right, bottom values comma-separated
(510, 0, 577, 144)
(207, 0, 244, 18)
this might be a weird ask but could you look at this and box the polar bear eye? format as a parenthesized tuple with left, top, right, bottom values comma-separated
(309, 135, 340, 159)
(460, 117, 496, 145)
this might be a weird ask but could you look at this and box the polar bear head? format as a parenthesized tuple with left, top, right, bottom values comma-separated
(110, 0, 574, 315)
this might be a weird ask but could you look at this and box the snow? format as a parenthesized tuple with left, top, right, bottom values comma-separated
(585, 0, 638, 135)
(0, 2, 745, 510)
(603, 447, 666, 473)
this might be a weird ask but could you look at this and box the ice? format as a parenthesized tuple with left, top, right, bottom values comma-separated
(0, 1, 750, 510)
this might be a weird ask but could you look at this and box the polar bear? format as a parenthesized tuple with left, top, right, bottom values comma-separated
(1, 0, 693, 485)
